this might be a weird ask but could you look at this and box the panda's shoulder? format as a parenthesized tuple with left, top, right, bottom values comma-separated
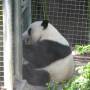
(23, 40, 72, 68)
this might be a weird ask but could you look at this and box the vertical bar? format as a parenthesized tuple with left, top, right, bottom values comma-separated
(0, 0, 4, 87)
(88, 0, 90, 43)
(3, 0, 13, 90)
(14, 0, 23, 80)
(28, 0, 32, 24)
(21, 0, 32, 31)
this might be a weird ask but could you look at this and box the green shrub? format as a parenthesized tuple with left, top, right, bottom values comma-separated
(47, 81, 59, 90)
(74, 45, 90, 55)
(63, 63, 90, 90)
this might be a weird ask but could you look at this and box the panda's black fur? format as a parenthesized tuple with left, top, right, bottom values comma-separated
(23, 40, 71, 68)
(22, 20, 74, 87)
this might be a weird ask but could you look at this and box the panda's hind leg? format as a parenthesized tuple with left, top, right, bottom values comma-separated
(23, 64, 50, 86)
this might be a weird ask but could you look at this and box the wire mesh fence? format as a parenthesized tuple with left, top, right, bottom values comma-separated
(0, 0, 4, 87)
(31, 0, 90, 46)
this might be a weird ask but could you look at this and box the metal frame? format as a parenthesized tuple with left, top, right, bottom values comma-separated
(14, 0, 23, 80)
(3, 0, 13, 90)
(3, 0, 32, 89)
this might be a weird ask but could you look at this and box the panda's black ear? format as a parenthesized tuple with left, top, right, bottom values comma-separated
(41, 20, 49, 29)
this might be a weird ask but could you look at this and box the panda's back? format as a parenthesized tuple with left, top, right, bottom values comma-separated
(40, 23, 69, 46)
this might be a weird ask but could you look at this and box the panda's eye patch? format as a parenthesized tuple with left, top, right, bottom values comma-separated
(28, 28, 31, 35)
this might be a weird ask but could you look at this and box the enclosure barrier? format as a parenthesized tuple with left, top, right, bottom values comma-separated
(3, 0, 13, 90)
(0, 0, 4, 89)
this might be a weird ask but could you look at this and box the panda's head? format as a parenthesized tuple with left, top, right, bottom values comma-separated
(22, 20, 49, 44)
(22, 20, 69, 46)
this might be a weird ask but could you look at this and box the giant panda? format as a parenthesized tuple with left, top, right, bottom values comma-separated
(22, 20, 74, 89)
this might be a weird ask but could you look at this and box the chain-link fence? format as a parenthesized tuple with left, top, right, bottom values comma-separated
(31, 0, 90, 46)
(0, 0, 4, 88)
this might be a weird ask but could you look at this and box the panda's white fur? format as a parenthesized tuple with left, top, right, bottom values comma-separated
(43, 54, 74, 82)
(22, 20, 74, 85)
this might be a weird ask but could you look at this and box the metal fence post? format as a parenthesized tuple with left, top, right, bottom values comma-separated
(3, 0, 13, 90)
(14, 0, 23, 80)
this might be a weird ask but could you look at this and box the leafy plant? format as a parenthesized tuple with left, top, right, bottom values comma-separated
(63, 63, 90, 90)
(74, 45, 90, 55)
(47, 81, 59, 90)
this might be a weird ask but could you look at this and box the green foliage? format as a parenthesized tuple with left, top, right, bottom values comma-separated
(63, 63, 90, 90)
(47, 81, 59, 90)
(74, 45, 90, 55)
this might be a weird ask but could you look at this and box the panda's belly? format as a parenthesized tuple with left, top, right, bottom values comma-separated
(43, 54, 74, 82)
